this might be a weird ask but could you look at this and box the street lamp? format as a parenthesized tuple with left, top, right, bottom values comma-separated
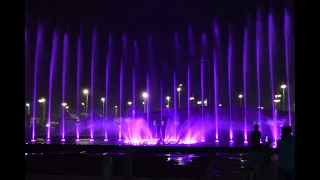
(81, 102, 85, 114)
(189, 96, 195, 107)
(114, 105, 118, 117)
(142, 92, 148, 113)
(166, 96, 170, 108)
(101, 97, 105, 117)
(38, 98, 46, 125)
(197, 101, 202, 105)
(274, 99, 281, 109)
(127, 101, 132, 105)
(177, 85, 182, 109)
(219, 104, 222, 107)
(280, 84, 287, 111)
(238, 94, 243, 108)
(26, 103, 30, 115)
(65, 106, 69, 112)
(83, 89, 89, 114)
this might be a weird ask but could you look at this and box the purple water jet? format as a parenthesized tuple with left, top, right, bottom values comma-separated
(76, 30, 82, 140)
(47, 29, 58, 141)
(213, 49, 219, 142)
(133, 40, 139, 139)
(105, 33, 112, 141)
(200, 32, 207, 142)
(256, 10, 262, 133)
(268, 12, 277, 143)
(31, 23, 44, 142)
(227, 26, 233, 142)
(243, 28, 248, 143)
(284, 9, 292, 126)
(61, 32, 69, 141)
(187, 25, 194, 134)
(172, 72, 177, 141)
(90, 27, 97, 141)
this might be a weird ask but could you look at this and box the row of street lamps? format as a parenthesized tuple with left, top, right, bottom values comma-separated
(25, 83, 291, 118)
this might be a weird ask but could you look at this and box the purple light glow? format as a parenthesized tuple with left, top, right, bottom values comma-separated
(284, 10, 292, 126)
(187, 25, 193, 135)
(47, 29, 58, 140)
(119, 57, 123, 141)
(105, 33, 112, 140)
(227, 26, 233, 141)
(61, 32, 69, 140)
(213, 50, 219, 141)
(201, 32, 207, 142)
(90, 27, 97, 140)
(173, 72, 177, 140)
(243, 28, 248, 142)
(32, 23, 44, 141)
(256, 10, 262, 133)
(76, 29, 82, 140)
(268, 12, 278, 142)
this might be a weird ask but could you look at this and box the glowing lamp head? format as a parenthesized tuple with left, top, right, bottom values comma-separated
(38, 98, 46, 103)
(189, 97, 194, 100)
(179, 84, 182, 87)
(83, 89, 89, 95)
(26, 103, 30, 107)
(281, 84, 287, 89)
(101, 97, 105, 102)
(142, 92, 148, 99)
(65, 106, 69, 109)
(62, 103, 67, 107)
(177, 87, 181, 92)
(166, 96, 170, 101)
(238, 94, 243, 98)
(219, 104, 222, 107)
(81, 102, 85, 106)
(197, 101, 202, 105)
(127, 101, 132, 105)
(114, 105, 118, 108)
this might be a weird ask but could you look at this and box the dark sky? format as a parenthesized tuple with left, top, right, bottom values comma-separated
(25, 0, 295, 115)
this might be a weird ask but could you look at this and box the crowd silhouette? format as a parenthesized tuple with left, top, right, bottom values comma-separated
(248, 124, 295, 180)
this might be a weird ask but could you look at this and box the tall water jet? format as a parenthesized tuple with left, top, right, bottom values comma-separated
(61, 32, 69, 141)
(47, 29, 58, 141)
(31, 23, 44, 142)
(213, 49, 219, 142)
(243, 28, 248, 144)
(173, 72, 177, 141)
(133, 40, 139, 139)
(147, 34, 152, 131)
(90, 27, 97, 141)
(256, 10, 262, 132)
(200, 32, 207, 142)
(187, 25, 194, 135)
(284, 9, 292, 126)
(104, 33, 112, 141)
(76, 28, 83, 141)
(227, 26, 233, 142)
(119, 35, 127, 141)
(268, 12, 277, 143)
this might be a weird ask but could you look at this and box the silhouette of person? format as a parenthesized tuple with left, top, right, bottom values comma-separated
(277, 126, 295, 180)
(251, 124, 261, 146)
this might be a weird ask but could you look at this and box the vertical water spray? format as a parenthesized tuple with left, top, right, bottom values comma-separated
(173, 72, 177, 140)
(147, 35, 152, 133)
(160, 79, 163, 139)
(187, 25, 194, 135)
(284, 9, 292, 126)
(31, 23, 44, 142)
(268, 12, 277, 143)
(61, 32, 69, 141)
(243, 28, 248, 144)
(200, 32, 207, 142)
(119, 58, 123, 141)
(133, 40, 139, 139)
(76, 29, 82, 141)
(256, 10, 262, 133)
(227, 26, 233, 142)
(105, 33, 112, 141)
(213, 49, 219, 142)
(90, 27, 97, 141)
(47, 29, 58, 141)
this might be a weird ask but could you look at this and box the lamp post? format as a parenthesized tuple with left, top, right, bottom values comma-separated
(280, 84, 287, 111)
(166, 96, 170, 108)
(238, 94, 243, 108)
(142, 92, 148, 113)
(38, 98, 46, 125)
(101, 98, 105, 117)
(177, 84, 182, 109)
(26, 103, 30, 115)
(189, 96, 195, 107)
(83, 89, 89, 114)
(81, 102, 85, 114)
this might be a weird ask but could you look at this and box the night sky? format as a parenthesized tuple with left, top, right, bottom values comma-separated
(25, 0, 295, 115)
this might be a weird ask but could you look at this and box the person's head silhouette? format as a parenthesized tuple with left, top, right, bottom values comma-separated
(254, 124, 259, 131)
